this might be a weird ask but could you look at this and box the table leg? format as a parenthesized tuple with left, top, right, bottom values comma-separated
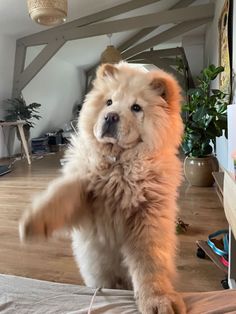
(0, 126, 10, 158)
(17, 125, 31, 165)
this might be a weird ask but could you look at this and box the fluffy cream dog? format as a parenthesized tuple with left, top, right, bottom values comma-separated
(20, 62, 186, 314)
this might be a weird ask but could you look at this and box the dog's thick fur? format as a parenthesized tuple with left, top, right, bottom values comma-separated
(20, 62, 186, 314)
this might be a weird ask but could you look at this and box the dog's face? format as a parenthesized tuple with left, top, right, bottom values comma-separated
(79, 63, 183, 151)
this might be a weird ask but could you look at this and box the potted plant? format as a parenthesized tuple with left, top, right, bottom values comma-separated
(4, 97, 42, 141)
(182, 64, 228, 187)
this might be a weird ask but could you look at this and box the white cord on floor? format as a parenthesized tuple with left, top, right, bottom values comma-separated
(87, 287, 101, 314)
(8, 157, 18, 168)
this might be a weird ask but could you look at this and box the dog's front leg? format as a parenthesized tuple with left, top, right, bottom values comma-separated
(19, 175, 85, 241)
(123, 217, 186, 314)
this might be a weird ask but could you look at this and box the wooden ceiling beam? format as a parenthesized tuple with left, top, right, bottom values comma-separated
(128, 56, 178, 66)
(13, 0, 211, 96)
(86, 0, 196, 75)
(20, 0, 160, 47)
(130, 57, 184, 84)
(128, 48, 183, 60)
(21, 4, 214, 46)
(157, 57, 177, 66)
(63, 4, 214, 42)
(13, 39, 65, 97)
(122, 18, 212, 59)
(172, 0, 197, 8)
(119, 28, 156, 53)
(118, 0, 197, 53)
(12, 43, 27, 97)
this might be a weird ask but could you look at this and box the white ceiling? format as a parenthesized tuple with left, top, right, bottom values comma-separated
(0, 0, 210, 70)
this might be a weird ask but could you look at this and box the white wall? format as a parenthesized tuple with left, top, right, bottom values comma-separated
(182, 34, 204, 83)
(0, 40, 85, 157)
(15, 51, 86, 154)
(23, 55, 85, 138)
(204, 0, 228, 169)
(204, 0, 225, 68)
(0, 35, 15, 158)
(0, 35, 15, 110)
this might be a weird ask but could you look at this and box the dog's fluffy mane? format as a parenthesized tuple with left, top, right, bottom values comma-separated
(65, 62, 183, 178)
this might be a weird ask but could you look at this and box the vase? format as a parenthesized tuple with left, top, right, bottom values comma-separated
(184, 156, 219, 187)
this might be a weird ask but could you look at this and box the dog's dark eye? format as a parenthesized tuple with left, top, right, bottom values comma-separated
(106, 99, 112, 106)
(131, 104, 142, 112)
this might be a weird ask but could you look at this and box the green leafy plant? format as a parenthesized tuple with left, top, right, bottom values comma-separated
(4, 97, 42, 128)
(182, 64, 228, 157)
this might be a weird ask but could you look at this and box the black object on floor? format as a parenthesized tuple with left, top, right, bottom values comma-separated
(0, 165, 11, 176)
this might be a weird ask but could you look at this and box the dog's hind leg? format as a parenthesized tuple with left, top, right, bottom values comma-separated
(72, 230, 126, 289)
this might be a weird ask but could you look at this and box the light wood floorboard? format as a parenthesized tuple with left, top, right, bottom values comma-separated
(0, 154, 228, 292)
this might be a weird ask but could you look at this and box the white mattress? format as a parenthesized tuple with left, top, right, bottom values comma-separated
(1, 274, 236, 313)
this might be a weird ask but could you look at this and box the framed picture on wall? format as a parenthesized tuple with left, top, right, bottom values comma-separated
(218, 0, 232, 98)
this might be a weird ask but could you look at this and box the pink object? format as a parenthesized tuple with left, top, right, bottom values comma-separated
(220, 256, 229, 267)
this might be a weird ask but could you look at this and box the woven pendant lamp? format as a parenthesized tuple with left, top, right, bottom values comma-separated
(27, 0, 68, 26)
(100, 34, 122, 64)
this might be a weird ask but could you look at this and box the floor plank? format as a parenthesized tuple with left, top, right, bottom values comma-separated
(0, 154, 228, 292)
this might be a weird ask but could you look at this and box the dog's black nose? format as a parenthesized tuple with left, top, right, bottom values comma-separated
(102, 112, 119, 138)
(104, 112, 119, 123)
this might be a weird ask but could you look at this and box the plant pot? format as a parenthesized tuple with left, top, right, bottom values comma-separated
(184, 155, 219, 187)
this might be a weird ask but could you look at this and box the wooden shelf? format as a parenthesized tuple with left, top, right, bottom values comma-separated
(212, 171, 224, 205)
(195, 172, 226, 275)
(196, 240, 228, 274)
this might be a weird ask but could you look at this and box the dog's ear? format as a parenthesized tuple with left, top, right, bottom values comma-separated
(149, 71, 182, 105)
(97, 63, 118, 79)
(150, 78, 166, 99)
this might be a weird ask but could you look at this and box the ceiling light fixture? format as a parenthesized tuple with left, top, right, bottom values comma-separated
(27, 0, 68, 26)
(100, 34, 122, 64)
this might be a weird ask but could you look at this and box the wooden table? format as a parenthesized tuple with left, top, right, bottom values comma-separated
(0, 120, 31, 165)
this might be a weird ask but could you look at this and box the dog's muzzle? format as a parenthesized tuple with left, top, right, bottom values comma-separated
(101, 112, 119, 138)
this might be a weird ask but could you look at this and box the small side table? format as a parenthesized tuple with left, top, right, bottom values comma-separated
(0, 120, 31, 165)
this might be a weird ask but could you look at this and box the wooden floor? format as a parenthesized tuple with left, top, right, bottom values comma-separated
(0, 154, 228, 292)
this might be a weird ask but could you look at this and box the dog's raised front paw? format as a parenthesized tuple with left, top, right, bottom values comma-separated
(19, 209, 52, 241)
(139, 292, 186, 314)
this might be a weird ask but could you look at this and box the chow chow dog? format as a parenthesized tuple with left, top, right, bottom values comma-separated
(20, 62, 186, 314)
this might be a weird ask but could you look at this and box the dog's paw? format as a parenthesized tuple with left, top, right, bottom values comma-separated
(139, 292, 186, 314)
(19, 209, 52, 241)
